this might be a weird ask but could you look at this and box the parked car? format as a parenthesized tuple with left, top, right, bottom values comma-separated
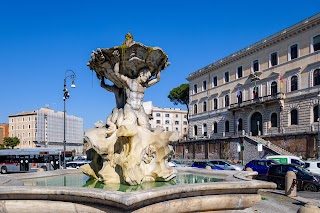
(304, 160, 320, 175)
(245, 159, 278, 179)
(191, 161, 224, 170)
(267, 164, 320, 192)
(66, 160, 90, 169)
(168, 160, 189, 167)
(266, 155, 305, 166)
(209, 159, 243, 171)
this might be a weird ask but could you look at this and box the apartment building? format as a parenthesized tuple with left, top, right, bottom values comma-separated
(185, 13, 320, 158)
(0, 123, 9, 146)
(143, 101, 188, 140)
(8, 107, 83, 154)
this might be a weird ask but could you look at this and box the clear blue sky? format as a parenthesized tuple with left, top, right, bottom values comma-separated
(0, 1, 319, 130)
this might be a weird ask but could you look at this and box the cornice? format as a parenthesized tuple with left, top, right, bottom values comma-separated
(187, 13, 320, 81)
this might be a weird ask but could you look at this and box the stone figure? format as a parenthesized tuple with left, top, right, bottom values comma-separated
(83, 33, 176, 186)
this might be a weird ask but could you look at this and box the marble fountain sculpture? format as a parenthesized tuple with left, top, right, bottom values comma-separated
(0, 34, 276, 212)
(84, 33, 177, 186)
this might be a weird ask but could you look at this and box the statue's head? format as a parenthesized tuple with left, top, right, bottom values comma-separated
(125, 32, 133, 41)
(139, 69, 151, 83)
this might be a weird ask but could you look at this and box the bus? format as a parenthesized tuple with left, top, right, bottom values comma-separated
(0, 148, 61, 174)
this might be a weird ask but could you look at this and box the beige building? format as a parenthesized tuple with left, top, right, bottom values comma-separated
(8, 107, 83, 153)
(186, 13, 320, 158)
(143, 101, 188, 140)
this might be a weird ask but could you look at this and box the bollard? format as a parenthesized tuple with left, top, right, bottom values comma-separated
(245, 167, 253, 179)
(205, 165, 211, 170)
(297, 203, 320, 213)
(285, 171, 297, 197)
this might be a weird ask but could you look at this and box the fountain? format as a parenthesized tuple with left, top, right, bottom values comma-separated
(0, 34, 276, 212)
(84, 32, 177, 185)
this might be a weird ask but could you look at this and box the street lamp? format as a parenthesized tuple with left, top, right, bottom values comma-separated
(318, 91, 320, 159)
(63, 70, 76, 169)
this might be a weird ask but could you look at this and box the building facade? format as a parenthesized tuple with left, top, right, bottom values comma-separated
(8, 107, 83, 154)
(186, 13, 320, 159)
(143, 101, 188, 140)
(0, 123, 9, 146)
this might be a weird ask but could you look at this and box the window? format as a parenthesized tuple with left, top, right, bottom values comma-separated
(225, 95, 230, 107)
(271, 113, 277, 127)
(202, 80, 207, 91)
(314, 69, 320, 86)
(176, 128, 179, 131)
(253, 60, 259, 72)
(11, 126, 13, 130)
(165, 120, 170, 124)
(203, 123, 207, 136)
(289, 76, 298, 92)
(28, 133, 31, 137)
(184, 115, 187, 118)
(224, 72, 229, 83)
(183, 121, 187, 125)
(193, 84, 198, 94)
(237, 90, 242, 104)
(203, 101, 207, 112)
(213, 76, 218, 87)
(291, 109, 298, 125)
(156, 113, 161, 117)
(156, 120, 161, 124)
(166, 127, 169, 131)
(194, 104, 198, 114)
(28, 125, 31, 129)
(238, 119, 243, 131)
(175, 114, 178, 118)
(175, 121, 179, 125)
(11, 118, 13, 122)
(270, 52, 278, 67)
(28, 117, 30, 121)
(313, 35, 320, 52)
(165, 114, 170, 117)
(213, 98, 218, 110)
(290, 44, 298, 60)
(253, 86, 259, 99)
(184, 128, 187, 132)
(225, 121, 229, 132)
(237, 66, 243, 78)
(314, 105, 319, 122)
(213, 122, 217, 133)
(271, 81, 277, 95)
(194, 125, 198, 136)
(22, 125, 25, 130)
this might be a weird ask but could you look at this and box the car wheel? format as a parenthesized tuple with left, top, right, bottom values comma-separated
(41, 166, 48, 171)
(274, 179, 284, 190)
(303, 183, 318, 192)
(1, 166, 7, 174)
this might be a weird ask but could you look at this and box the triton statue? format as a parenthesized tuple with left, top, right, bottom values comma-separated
(83, 33, 177, 186)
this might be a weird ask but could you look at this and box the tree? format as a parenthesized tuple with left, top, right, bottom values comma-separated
(3, 137, 20, 149)
(168, 83, 189, 123)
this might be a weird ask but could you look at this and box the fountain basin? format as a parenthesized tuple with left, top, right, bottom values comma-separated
(0, 168, 276, 212)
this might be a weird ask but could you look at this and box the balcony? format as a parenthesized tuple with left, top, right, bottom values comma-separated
(229, 93, 285, 111)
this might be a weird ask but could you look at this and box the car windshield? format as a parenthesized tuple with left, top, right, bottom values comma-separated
(297, 166, 312, 175)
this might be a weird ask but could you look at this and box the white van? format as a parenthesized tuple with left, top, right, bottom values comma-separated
(266, 155, 304, 166)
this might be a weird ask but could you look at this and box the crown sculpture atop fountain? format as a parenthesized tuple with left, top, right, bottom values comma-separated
(84, 33, 177, 185)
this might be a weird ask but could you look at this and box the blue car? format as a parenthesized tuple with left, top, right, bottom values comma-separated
(245, 159, 278, 179)
(191, 161, 224, 170)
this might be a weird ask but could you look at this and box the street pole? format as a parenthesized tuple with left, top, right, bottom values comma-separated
(63, 70, 76, 169)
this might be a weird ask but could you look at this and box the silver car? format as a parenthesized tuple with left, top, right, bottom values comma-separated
(209, 159, 243, 171)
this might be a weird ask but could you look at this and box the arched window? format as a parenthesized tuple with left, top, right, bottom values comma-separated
(194, 125, 198, 136)
(314, 69, 320, 86)
(213, 122, 217, 133)
(271, 113, 277, 127)
(225, 95, 230, 107)
(203, 101, 207, 112)
(194, 104, 197, 114)
(213, 98, 218, 109)
(271, 81, 277, 95)
(291, 76, 298, 91)
(237, 91, 242, 104)
(225, 120, 229, 132)
(314, 105, 319, 122)
(238, 118, 243, 131)
(203, 123, 207, 136)
(291, 109, 298, 125)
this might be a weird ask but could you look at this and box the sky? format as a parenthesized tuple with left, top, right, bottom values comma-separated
(0, 1, 319, 131)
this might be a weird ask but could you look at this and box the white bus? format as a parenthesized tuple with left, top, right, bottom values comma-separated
(0, 148, 61, 174)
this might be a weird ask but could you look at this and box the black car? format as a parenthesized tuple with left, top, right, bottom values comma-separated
(267, 164, 320, 192)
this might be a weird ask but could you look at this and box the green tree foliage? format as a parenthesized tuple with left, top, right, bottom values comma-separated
(3, 137, 20, 149)
(168, 83, 189, 122)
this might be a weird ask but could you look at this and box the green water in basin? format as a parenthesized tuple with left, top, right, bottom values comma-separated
(22, 172, 224, 192)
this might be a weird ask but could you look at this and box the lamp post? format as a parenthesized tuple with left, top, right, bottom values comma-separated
(63, 70, 76, 169)
(318, 91, 320, 159)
